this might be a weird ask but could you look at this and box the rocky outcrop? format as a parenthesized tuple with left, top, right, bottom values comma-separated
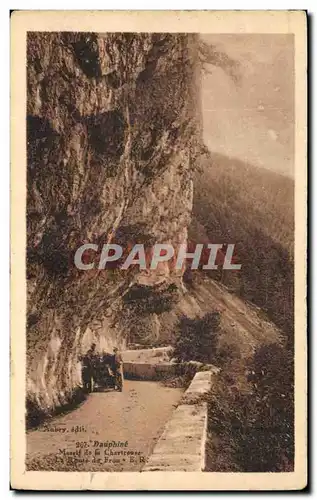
(27, 32, 201, 412)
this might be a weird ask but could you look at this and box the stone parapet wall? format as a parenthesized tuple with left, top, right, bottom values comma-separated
(142, 370, 213, 471)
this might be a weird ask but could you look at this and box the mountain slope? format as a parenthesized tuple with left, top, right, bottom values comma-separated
(189, 151, 294, 341)
(154, 274, 283, 360)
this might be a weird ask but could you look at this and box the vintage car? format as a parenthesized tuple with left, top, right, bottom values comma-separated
(81, 353, 122, 393)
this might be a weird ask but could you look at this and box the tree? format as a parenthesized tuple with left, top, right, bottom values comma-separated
(198, 40, 241, 83)
(173, 312, 221, 363)
(207, 342, 294, 472)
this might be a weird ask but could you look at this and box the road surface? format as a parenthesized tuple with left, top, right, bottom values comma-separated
(26, 380, 183, 471)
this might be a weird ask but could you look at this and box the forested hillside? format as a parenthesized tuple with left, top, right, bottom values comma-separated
(190, 151, 294, 343)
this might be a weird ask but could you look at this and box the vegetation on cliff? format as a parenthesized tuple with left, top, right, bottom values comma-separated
(206, 343, 294, 472)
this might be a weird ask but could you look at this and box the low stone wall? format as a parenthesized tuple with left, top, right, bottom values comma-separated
(123, 346, 172, 363)
(123, 362, 178, 380)
(123, 361, 219, 381)
(142, 370, 213, 472)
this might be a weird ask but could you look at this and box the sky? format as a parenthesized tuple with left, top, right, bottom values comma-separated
(201, 34, 294, 177)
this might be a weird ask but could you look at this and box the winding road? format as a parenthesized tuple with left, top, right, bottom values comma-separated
(26, 381, 183, 472)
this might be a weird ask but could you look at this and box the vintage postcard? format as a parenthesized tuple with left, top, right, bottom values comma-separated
(11, 10, 307, 490)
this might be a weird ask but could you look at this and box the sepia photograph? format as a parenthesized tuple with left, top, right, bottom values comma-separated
(10, 10, 307, 491)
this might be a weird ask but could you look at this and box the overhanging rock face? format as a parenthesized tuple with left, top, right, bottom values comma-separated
(142, 370, 213, 471)
(26, 32, 201, 413)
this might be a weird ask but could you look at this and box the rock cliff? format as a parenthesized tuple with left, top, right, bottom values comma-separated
(26, 32, 201, 413)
